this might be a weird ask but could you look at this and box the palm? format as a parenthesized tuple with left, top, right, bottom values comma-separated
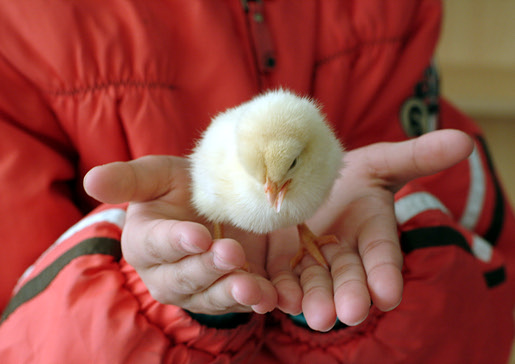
(124, 158, 270, 275)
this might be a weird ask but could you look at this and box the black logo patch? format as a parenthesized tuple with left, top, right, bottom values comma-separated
(400, 64, 440, 137)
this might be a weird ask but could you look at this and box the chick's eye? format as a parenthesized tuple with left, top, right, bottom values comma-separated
(289, 158, 297, 170)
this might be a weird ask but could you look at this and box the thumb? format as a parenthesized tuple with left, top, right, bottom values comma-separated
(354, 129, 474, 190)
(83, 155, 189, 204)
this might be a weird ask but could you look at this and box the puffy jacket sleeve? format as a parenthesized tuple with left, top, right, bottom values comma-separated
(0, 48, 85, 311)
(263, 101, 515, 364)
(0, 204, 266, 364)
(0, 59, 267, 360)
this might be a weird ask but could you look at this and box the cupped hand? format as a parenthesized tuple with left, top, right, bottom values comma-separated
(84, 155, 277, 315)
(266, 129, 474, 331)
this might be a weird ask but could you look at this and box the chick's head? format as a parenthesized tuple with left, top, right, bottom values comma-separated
(235, 90, 344, 216)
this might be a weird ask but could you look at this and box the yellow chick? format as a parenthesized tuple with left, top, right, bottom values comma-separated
(189, 89, 344, 269)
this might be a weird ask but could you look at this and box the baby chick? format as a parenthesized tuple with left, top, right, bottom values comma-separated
(189, 89, 344, 269)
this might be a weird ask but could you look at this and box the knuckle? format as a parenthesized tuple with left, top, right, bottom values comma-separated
(142, 234, 162, 261)
(141, 267, 194, 305)
(299, 264, 329, 287)
(331, 260, 362, 279)
(359, 237, 397, 259)
(334, 277, 365, 292)
(198, 291, 233, 313)
(366, 261, 401, 279)
(172, 269, 205, 294)
(146, 283, 177, 305)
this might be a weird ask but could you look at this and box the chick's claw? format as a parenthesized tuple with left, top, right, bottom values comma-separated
(290, 223, 338, 270)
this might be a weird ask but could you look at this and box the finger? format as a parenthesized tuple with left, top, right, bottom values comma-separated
(332, 190, 403, 315)
(329, 241, 371, 326)
(356, 205, 404, 311)
(271, 269, 303, 315)
(267, 227, 303, 315)
(352, 129, 474, 189)
(84, 155, 189, 204)
(186, 272, 277, 315)
(140, 238, 247, 304)
(299, 263, 337, 332)
(122, 217, 214, 268)
(339, 193, 404, 311)
(251, 276, 279, 314)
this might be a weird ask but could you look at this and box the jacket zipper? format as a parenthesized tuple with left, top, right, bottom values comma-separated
(241, 0, 276, 78)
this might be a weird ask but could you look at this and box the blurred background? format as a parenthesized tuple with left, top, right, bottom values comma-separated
(436, 0, 515, 205)
(436, 1, 515, 362)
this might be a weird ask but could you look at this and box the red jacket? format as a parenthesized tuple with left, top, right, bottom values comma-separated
(1, 1, 514, 363)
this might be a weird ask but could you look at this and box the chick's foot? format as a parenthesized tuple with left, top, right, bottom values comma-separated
(290, 223, 338, 270)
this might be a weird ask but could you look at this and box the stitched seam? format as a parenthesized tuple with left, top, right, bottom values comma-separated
(49, 80, 176, 96)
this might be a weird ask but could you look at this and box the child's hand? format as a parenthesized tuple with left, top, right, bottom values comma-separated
(265, 129, 474, 331)
(84, 156, 277, 315)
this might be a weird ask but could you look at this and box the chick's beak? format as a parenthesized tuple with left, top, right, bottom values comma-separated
(265, 177, 291, 213)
